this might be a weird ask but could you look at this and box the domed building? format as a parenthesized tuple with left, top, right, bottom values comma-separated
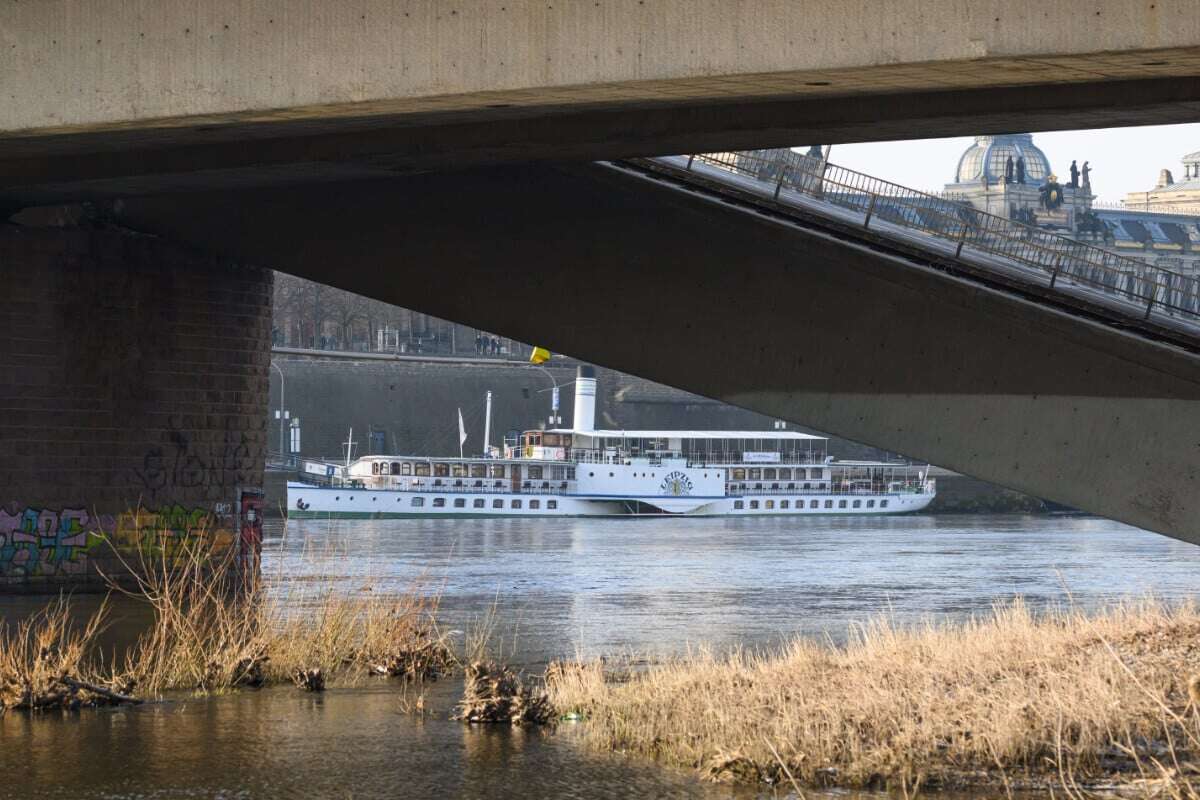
(944, 134, 1200, 273)
(944, 133, 1089, 228)
(953, 134, 1053, 186)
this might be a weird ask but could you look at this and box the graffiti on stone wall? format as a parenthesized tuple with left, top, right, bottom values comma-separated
(0, 506, 104, 576)
(135, 426, 256, 495)
(0, 503, 235, 578)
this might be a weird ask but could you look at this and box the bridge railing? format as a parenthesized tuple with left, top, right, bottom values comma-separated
(663, 151, 1200, 327)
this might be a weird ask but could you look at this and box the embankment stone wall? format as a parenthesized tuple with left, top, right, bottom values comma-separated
(0, 219, 271, 592)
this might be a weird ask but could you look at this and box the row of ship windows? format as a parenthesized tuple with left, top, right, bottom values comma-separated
(733, 498, 888, 510)
(331, 495, 558, 510)
(370, 462, 574, 480)
(730, 468, 823, 481)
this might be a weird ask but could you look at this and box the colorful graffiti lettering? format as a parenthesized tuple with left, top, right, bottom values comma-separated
(0, 503, 235, 579)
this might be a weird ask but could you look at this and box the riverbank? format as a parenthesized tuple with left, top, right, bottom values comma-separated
(8, 516, 1200, 799)
(0, 540, 452, 710)
(547, 599, 1200, 795)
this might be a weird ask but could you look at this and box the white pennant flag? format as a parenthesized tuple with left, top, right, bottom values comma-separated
(458, 408, 468, 457)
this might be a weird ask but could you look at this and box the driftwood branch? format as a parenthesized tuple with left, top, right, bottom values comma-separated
(60, 676, 142, 705)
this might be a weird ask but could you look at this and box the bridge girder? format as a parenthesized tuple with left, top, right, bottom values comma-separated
(109, 162, 1200, 543)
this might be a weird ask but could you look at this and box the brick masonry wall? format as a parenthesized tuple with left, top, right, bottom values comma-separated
(0, 221, 272, 592)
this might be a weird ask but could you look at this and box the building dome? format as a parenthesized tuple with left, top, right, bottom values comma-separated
(954, 134, 1052, 184)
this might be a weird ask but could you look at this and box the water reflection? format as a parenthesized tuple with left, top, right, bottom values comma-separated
(266, 513, 1200, 662)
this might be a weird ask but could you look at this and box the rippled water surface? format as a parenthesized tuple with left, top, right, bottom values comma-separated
(5, 513, 1200, 799)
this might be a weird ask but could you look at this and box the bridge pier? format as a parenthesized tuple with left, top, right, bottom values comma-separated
(0, 213, 270, 592)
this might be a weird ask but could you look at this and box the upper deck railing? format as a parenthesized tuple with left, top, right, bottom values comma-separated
(635, 152, 1200, 332)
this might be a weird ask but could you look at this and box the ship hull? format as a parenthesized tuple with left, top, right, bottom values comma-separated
(287, 483, 935, 518)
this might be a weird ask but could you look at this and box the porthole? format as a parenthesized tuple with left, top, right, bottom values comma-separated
(335, 496, 340, 501)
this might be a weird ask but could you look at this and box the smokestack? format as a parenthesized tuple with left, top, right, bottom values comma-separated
(573, 366, 596, 432)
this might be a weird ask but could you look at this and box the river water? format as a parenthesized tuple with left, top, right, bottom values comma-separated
(5, 513, 1200, 799)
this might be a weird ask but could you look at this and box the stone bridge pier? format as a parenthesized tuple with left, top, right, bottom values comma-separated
(0, 212, 270, 592)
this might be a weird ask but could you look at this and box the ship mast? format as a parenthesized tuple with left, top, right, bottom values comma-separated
(343, 427, 356, 468)
(483, 390, 493, 457)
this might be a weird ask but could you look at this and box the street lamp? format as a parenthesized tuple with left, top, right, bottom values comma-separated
(533, 366, 562, 426)
(271, 361, 288, 457)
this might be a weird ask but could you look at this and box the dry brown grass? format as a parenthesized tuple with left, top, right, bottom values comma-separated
(546, 598, 1200, 795)
(2, 528, 452, 707)
(0, 597, 126, 711)
(109, 533, 453, 695)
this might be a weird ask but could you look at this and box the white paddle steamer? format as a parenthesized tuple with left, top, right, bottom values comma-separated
(288, 368, 935, 518)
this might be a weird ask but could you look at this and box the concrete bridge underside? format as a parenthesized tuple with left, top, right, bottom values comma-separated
(110, 162, 1200, 544)
(4, 1, 1200, 204)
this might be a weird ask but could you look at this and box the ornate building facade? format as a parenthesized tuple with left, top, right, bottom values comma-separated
(942, 134, 1200, 274)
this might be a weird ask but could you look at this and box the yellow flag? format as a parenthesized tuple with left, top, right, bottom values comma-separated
(529, 346, 551, 364)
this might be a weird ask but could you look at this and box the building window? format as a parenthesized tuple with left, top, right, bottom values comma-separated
(530, 500, 541, 509)
(880, 499, 889, 508)
(454, 498, 466, 508)
(763, 469, 776, 480)
(839, 500, 847, 509)
(811, 469, 823, 480)
(414, 463, 431, 477)
(852, 500, 861, 508)
(434, 463, 450, 477)
(732, 468, 746, 480)
(371, 462, 379, 475)
(867, 499, 875, 508)
(493, 499, 503, 509)
(566, 468, 576, 480)
(490, 465, 506, 478)
(804, 483, 812, 490)
(452, 464, 467, 477)
(547, 500, 557, 510)
(780, 500, 789, 509)
(810, 500, 819, 509)
(402, 462, 413, 476)
(473, 499, 485, 508)
(778, 469, 791, 480)
(748, 468, 762, 480)
(411, 497, 425, 507)
(528, 465, 544, 479)
(433, 498, 446, 508)
(824, 500, 833, 509)
(511, 499, 522, 509)
(734, 500, 744, 510)
(471, 464, 487, 478)
(750, 500, 759, 509)
(765, 500, 775, 509)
